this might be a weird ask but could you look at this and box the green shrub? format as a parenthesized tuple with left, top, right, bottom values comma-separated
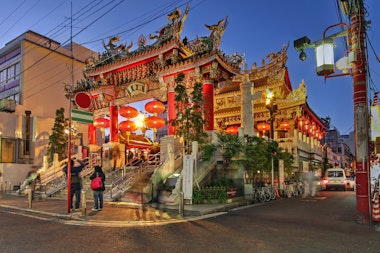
(193, 185, 239, 204)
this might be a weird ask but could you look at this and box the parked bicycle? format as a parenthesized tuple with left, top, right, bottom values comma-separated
(263, 184, 276, 201)
(283, 180, 297, 198)
(252, 182, 267, 203)
(294, 180, 304, 197)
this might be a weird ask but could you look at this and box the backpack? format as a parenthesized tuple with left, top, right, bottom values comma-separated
(90, 172, 103, 190)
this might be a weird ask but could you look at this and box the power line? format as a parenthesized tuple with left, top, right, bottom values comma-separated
(0, 0, 42, 40)
(82, 0, 191, 52)
(22, 0, 126, 100)
(0, 1, 111, 101)
(29, 0, 70, 32)
(0, 0, 28, 27)
(23, 0, 190, 97)
(47, 0, 107, 40)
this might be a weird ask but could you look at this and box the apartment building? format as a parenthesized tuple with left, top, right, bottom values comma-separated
(0, 30, 94, 186)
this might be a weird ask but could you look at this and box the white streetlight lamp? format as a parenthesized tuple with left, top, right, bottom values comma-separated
(315, 38, 335, 76)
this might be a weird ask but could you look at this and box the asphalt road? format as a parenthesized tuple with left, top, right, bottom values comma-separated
(1, 191, 379, 253)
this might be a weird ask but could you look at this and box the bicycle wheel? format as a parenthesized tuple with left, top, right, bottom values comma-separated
(298, 184, 304, 197)
(264, 188, 271, 202)
(286, 186, 292, 198)
(270, 187, 276, 200)
(258, 191, 266, 202)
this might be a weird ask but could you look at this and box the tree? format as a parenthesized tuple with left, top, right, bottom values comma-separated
(244, 135, 269, 176)
(201, 132, 294, 183)
(46, 108, 68, 164)
(216, 132, 244, 168)
(171, 72, 207, 153)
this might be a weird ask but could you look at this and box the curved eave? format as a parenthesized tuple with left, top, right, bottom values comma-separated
(302, 102, 328, 130)
(284, 67, 293, 91)
(157, 50, 240, 77)
(85, 39, 182, 77)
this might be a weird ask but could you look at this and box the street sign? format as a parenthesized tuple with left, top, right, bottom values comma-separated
(183, 155, 193, 200)
(71, 109, 93, 124)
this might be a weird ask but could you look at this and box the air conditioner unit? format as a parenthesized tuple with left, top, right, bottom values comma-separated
(0, 98, 16, 112)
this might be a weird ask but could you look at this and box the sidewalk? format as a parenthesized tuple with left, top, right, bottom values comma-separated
(0, 193, 253, 227)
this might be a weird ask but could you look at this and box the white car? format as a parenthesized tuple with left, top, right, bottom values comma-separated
(323, 168, 347, 191)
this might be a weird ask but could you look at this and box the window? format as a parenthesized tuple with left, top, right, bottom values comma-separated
(0, 70, 6, 85)
(15, 62, 20, 77)
(0, 62, 21, 85)
(327, 171, 344, 177)
(7, 67, 14, 81)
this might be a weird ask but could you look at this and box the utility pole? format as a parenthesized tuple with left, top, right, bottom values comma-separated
(67, 1, 74, 214)
(350, 0, 370, 222)
(293, 0, 370, 222)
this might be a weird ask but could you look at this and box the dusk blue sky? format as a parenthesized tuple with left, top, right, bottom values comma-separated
(1, 0, 379, 135)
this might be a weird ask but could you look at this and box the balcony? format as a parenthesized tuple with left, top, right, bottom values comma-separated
(0, 98, 16, 112)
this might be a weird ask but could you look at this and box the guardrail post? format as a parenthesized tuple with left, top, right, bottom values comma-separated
(179, 192, 184, 215)
(5, 180, 11, 193)
(27, 188, 33, 208)
(81, 189, 87, 216)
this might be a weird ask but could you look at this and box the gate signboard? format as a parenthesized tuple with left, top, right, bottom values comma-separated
(71, 109, 93, 124)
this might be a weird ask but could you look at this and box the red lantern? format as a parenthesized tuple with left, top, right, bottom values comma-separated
(257, 122, 270, 133)
(119, 106, 138, 119)
(315, 130, 321, 139)
(280, 121, 290, 131)
(145, 116, 165, 129)
(303, 118, 310, 131)
(226, 125, 239, 135)
(145, 100, 165, 114)
(119, 120, 138, 132)
(94, 117, 110, 128)
(297, 117, 303, 129)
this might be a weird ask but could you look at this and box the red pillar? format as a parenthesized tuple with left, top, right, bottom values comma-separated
(110, 105, 118, 142)
(88, 124, 96, 145)
(202, 81, 214, 131)
(167, 88, 176, 135)
(351, 2, 370, 222)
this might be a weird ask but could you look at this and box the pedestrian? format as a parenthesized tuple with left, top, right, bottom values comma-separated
(89, 165, 106, 211)
(155, 189, 172, 219)
(18, 166, 40, 200)
(63, 159, 85, 211)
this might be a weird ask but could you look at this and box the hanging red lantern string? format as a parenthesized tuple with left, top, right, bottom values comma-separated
(145, 100, 165, 115)
(226, 125, 239, 135)
(119, 120, 138, 132)
(145, 115, 165, 143)
(94, 117, 110, 128)
(119, 105, 139, 119)
(145, 116, 165, 129)
(119, 120, 138, 143)
(257, 122, 270, 133)
(279, 120, 290, 131)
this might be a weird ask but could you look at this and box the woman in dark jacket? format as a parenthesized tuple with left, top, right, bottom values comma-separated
(89, 166, 106, 211)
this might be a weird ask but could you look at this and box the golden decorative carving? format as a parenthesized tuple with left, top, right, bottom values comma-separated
(210, 61, 219, 79)
(205, 16, 228, 50)
(286, 80, 307, 102)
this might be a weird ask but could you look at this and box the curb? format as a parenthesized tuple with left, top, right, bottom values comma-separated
(0, 204, 81, 221)
(0, 196, 256, 227)
(0, 203, 229, 227)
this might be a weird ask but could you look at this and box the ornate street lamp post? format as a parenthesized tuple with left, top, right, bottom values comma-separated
(265, 89, 277, 187)
(265, 89, 277, 140)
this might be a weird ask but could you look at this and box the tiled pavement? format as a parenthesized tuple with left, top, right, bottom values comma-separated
(0, 192, 254, 227)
